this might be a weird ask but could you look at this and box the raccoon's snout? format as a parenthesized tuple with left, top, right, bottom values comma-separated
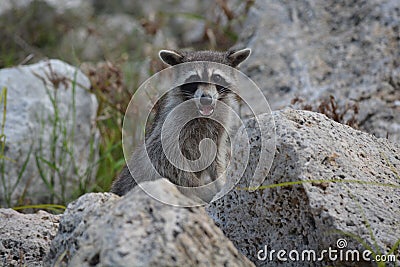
(197, 93, 215, 116)
(200, 95, 213, 106)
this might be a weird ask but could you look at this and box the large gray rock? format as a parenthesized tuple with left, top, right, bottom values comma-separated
(236, 0, 400, 143)
(46, 180, 254, 267)
(0, 60, 99, 206)
(207, 108, 400, 266)
(0, 208, 60, 267)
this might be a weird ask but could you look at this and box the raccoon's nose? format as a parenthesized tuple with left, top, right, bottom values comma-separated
(200, 94, 213, 106)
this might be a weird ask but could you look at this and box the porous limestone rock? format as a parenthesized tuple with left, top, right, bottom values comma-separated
(0, 208, 60, 267)
(207, 108, 400, 267)
(46, 180, 254, 267)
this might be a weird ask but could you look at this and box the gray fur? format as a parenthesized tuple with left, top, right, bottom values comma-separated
(111, 49, 251, 202)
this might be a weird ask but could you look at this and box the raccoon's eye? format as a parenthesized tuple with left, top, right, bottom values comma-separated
(212, 74, 223, 84)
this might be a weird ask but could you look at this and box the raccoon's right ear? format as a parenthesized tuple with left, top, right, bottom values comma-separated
(159, 50, 184, 66)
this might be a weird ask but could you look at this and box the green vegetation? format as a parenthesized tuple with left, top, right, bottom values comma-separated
(0, 87, 32, 207)
(33, 68, 98, 204)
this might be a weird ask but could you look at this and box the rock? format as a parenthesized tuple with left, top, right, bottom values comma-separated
(0, 60, 99, 206)
(207, 108, 400, 266)
(45, 193, 119, 266)
(0, 0, 93, 19)
(236, 0, 400, 143)
(45, 179, 254, 266)
(0, 208, 60, 267)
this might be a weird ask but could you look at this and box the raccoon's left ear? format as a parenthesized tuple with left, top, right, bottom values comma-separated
(227, 48, 251, 67)
(159, 50, 184, 66)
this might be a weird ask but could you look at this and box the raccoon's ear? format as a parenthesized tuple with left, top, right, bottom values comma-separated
(227, 48, 251, 67)
(159, 50, 184, 66)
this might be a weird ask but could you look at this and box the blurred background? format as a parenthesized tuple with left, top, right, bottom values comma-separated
(0, 0, 254, 209)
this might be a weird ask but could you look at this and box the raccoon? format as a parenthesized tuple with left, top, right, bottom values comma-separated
(111, 48, 251, 202)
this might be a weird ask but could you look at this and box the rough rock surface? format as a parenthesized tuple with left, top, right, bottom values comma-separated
(46, 180, 254, 267)
(0, 208, 60, 267)
(0, 60, 99, 206)
(236, 0, 400, 143)
(207, 108, 400, 266)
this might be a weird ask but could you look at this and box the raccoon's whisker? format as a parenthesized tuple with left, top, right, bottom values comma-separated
(218, 87, 232, 95)
(182, 92, 195, 98)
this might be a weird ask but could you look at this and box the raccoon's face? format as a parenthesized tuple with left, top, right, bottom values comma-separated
(178, 68, 233, 116)
(159, 49, 251, 116)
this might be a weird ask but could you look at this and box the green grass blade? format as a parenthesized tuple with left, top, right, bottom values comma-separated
(34, 153, 61, 202)
(239, 179, 400, 191)
(11, 143, 33, 194)
(12, 204, 66, 212)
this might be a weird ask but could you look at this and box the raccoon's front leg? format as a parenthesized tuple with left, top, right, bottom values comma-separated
(110, 165, 137, 196)
(178, 173, 216, 204)
(197, 164, 225, 202)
